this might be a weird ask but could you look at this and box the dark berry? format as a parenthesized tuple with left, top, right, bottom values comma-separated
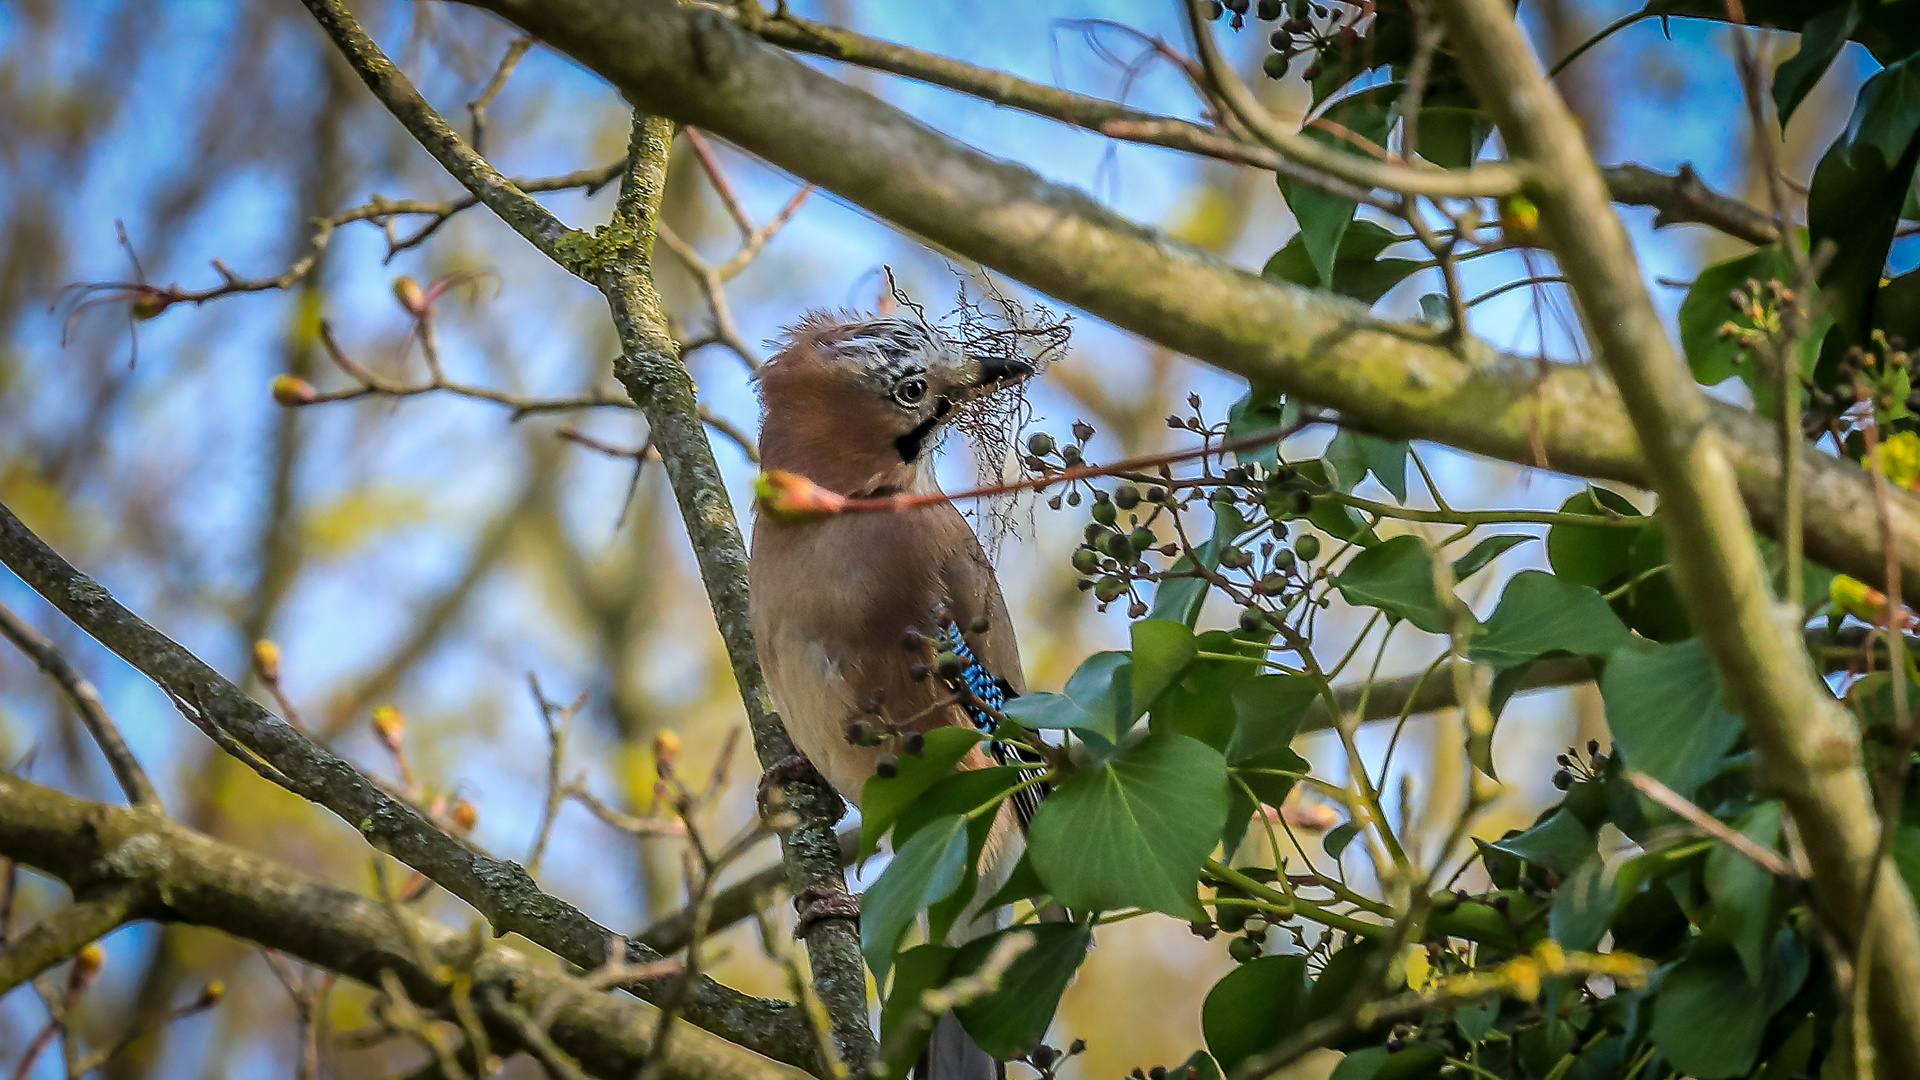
(903, 731, 926, 756)
(1114, 485, 1141, 509)
(875, 755, 899, 779)
(901, 627, 925, 652)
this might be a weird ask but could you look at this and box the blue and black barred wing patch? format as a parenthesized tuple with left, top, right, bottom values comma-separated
(937, 622, 1049, 831)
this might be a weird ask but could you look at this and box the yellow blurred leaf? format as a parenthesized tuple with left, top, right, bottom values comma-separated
(301, 486, 431, 556)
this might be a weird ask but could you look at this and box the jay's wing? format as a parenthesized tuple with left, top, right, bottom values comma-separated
(937, 521, 1049, 832)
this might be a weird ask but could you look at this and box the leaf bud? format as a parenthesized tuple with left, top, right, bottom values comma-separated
(371, 704, 405, 754)
(449, 798, 479, 832)
(253, 639, 282, 681)
(652, 730, 682, 769)
(271, 375, 318, 407)
(393, 275, 428, 315)
(131, 288, 170, 320)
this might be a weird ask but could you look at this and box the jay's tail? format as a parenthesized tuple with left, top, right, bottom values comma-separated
(914, 824, 1018, 1080)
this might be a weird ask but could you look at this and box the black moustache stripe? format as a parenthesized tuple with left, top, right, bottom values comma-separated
(894, 397, 953, 462)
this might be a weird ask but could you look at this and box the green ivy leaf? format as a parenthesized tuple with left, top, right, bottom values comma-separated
(1154, 632, 1264, 753)
(1772, 1, 1862, 126)
(1201, 954, 1309, 1072)
(1275, 87, 1395, 287)
(1469, 570, 1630, 668)
(1323, 429, 1410, 501)
(1132, 619, 1199, 718)
(1451, 534, 1533, 581)
(1549, 855, 1614, 952)
(1703, 801, 1784, 983)
(1809, 54, 1920, 339)
(1262, 220, 1422, 306)
(860, 728, 987, 861)
(1651, 935, 1807, 1078)
(1602, 637, 1744, 800)
(1332, 534, 1457, 634)
(1226, 385, 1294, 470)
(1153, 501, 1246, 625)
(952, 923, 1092, 1058)
(1028, 733, 1228, 918)
(1284, 460, 1377, 545)
(1546, 487, 1643, 587)
(878, 944, 955, 1077)
(863, 814, 972, 983)
(1490, 807, 1596, 875)
(1323, 821, 1361, 859)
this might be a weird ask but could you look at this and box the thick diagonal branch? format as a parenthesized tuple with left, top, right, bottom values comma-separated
(456, 0, 1920, 602)
(1433, 0, 1920, 1068)
(0, 503, 819, 1069)
(0, 774, 811, 1080)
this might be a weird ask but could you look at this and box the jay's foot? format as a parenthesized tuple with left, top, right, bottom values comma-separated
(794, 886, 860, 936)
(757, 753, 820, 809)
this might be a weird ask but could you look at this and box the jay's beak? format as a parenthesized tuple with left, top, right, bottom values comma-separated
(972, 353, 1035, 388)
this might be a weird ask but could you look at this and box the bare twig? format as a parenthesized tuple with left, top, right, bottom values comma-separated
(0, 601, 158, 807)
(468, 35, 534, 157)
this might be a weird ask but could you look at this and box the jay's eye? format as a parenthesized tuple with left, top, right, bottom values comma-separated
(892, 377, 928, 407)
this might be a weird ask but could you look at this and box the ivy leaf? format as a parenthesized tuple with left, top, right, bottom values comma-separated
(1153, 501, 1245, 626)
(878, 944, 955, 1077)
(1323, 429, 1410, 501)
(1651, 934, 1808, 1079)
(1809, 54, 1920, 339)
(1490, 807, 1596, 875)
(1332, 534, 1457, 634)
(1154, 632, 1264, 753)
(1451, 534, 1532, 581)
(1282, 460, 1377, 545)
(952, 923, 1092, 1058)
(1225, 384, 1294, 470)
(1262, 220, 1422, 306)
(1028, 733, 1228, 919)
(860, 728, 987, 861)
(1201, 954, 1310, 1072)
(1276, 87, 1396, 287)
(1703, 801, 1784, 984)
(1549, 855, 1614, 952)
(862, 814, 971, 984)
(1469, 570, 1630, 668)
(1771, 1, 1862, 126)
(1545, 486, 1643, 588)
(1003, 651, 1134, 746)
(1132, 619, 1199, 717)
(1602, 637, 1744, 800)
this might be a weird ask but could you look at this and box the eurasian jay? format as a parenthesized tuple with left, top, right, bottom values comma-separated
(749, 311, 1036, 1080)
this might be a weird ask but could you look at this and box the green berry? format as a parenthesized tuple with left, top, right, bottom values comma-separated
(1130, 527, 1157, 553)
(1263, 53, 1290, 80)
(1094, 576, 1125, 603)
(1072, 548, 1100, 574)
(1026, 432, 1055, 456)
(1228, 936, 1263, 963)
(1114, 485, 1141, 510)
(1294, 535, 1321, 561)
(1239, 608, 1269, 634)
(1092, 500, 1118, 527)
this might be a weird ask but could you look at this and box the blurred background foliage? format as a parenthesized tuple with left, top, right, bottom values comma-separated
(0, 0, 1882, 1076)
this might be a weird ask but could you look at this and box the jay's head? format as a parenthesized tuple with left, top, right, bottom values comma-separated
(756, 313, 1033, 496)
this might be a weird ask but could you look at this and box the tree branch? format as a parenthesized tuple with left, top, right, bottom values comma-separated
(0, 774, 812, 1080)
(453, 0, 1920, 601)
(1433, 0, 1920, 1067)
(734, 4, 1773, 242)
(0, 884, 149, 997)
(0, 502, 822, 1071)
(293, 3, 872, 1069)
(0, 600, 159, 807)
